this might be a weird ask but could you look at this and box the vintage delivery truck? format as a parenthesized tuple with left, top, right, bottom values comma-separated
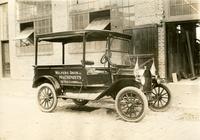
(32, 30, 171, 122)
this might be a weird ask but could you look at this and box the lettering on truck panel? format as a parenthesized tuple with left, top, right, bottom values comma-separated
(54, 70, 82, 83)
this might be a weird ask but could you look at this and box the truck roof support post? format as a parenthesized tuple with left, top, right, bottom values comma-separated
(107, 34, 111, 69)
(62, 42, 65, 64)
(83, 34, 86, 67)
(35, 38, 38, 65)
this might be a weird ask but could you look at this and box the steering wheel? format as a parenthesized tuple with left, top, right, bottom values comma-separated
(100, 52, 117, 67)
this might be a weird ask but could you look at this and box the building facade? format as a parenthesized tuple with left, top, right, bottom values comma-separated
(0, 0, 200, 80)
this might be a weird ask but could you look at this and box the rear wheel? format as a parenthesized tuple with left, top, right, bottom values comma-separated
(37, 83, 58, 112)
(115, 87, 148, 122)
(72, 99, 89, 106)
(148, 84, 171, 112)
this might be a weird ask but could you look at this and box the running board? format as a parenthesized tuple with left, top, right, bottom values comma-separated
(58, 92, 103, 101)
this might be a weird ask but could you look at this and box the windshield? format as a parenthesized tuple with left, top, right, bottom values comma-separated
(109, 38, 132, 66)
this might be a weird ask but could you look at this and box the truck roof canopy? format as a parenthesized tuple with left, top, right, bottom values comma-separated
(36, 30, 132, 44)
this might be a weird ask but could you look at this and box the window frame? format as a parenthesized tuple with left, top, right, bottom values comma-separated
(164, 0, 200, 22)
(16, 1, 53, 56)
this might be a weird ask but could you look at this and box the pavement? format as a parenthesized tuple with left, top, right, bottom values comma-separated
(0, 78, 34, 96)
(0, 78, 200, 140)
(168, 78, 200, 110)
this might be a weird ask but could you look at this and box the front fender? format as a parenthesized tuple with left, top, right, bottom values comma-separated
(32, 75, 62, 94)
(96, 78, 141, 100)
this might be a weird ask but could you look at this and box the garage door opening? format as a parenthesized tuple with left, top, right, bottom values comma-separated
(166, 21, 200, 81)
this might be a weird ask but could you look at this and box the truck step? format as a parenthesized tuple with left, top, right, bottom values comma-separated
(58, 92, 102, 100)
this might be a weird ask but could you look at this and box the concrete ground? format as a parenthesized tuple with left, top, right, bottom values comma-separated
(168, 78, 200, 109)
(0, 78, 200, 140)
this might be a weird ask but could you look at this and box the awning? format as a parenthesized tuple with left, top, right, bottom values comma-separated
(15, 28, 34, 40)
(85, 17, 110, 30)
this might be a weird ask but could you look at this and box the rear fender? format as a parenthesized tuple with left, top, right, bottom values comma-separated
(96, 78, 141, 100)
(32, 75, 62, 94)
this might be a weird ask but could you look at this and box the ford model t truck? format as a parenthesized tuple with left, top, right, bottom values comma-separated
(33, 30, 171, 122)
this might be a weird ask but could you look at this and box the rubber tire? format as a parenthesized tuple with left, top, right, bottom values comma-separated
(72, 99, 89, 106)
(115, 87, 148, 122)
(37, 83, 58, 112)
(149, 84, 171, 112)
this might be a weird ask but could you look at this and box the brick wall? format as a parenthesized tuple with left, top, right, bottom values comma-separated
(157, 0, 166, 78)
(158, 26, 166, 78)
(134, 0, 166, 78)
(135, 0, 160, 25)
(52, 0, 69, 32)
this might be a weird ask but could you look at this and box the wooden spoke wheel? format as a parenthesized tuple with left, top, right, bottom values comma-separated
(37, 83, 58, 112)
(72, 99, 89, 106)
(149, 84, 171, 112)
(115, 87, 148, 122)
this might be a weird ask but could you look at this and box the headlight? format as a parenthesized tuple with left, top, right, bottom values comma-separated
(156, 78, 161, 84)
(141, 76, 145, 85)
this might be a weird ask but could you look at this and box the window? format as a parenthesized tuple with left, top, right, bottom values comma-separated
(16, 0, 52, 55)
(111, 6, 135, 31)
(169, 0, 200, 16)
(70, 13, 88, 30)
(18, 22, 34, 46)
(35, 18, 53, 53)
(34, 18, 52, 35)
(16, 0, 52, 21)
(68, 0, 136, 31)
(86, 10, 110, 30)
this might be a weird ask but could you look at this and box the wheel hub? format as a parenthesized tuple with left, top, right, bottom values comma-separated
(156, 94, 162, 100)
(128, 103, 133, 107)
(44, 98, 50, 102)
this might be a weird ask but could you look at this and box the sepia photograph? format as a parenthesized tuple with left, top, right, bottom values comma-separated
(0, 0, 200, 140)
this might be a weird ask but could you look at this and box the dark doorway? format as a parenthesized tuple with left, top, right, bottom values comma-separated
(124, 24, 158, 69)
(166, 21, 200, 81)
(1, 41, 10, 77)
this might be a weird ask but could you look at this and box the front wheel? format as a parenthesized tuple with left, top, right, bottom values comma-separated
(115, 87, 148, 122)
(148, 84, 171, 112)
(37, 83, 58, 112)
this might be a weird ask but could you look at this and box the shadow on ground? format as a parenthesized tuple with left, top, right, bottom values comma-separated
(56, 102, 116, 117)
